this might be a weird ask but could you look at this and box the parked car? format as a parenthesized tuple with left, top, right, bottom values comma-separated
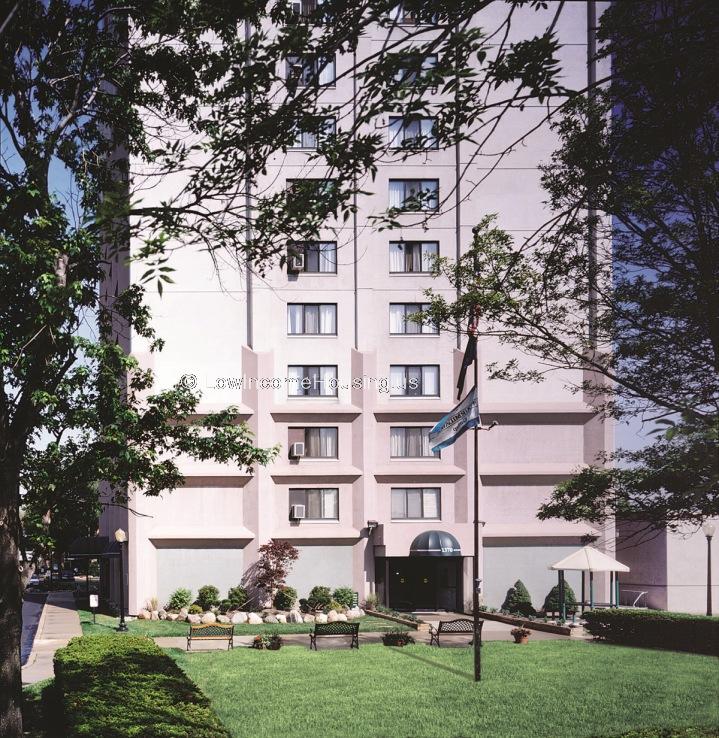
(61, 570, 75, 581)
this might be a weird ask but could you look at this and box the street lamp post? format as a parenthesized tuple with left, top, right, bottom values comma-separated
(115, 528, 128, 632)
(702, 522, 715, 617)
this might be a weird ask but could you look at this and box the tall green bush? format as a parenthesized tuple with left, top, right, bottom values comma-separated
(543, 583, 578, 614)
(166, 588, 192, 611)
(501, 580, 535, 616)
(53, 635, 230, 737)
(332, 587, 355, 609)
(273, 586, 297, 611)
(227, 585, 248, 611)
(307, 585, 332, 610)
(196, 585, 220, 611)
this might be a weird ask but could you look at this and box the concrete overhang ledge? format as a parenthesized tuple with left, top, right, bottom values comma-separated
(148, 526, 255, 541)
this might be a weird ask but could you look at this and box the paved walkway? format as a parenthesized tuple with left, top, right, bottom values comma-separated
(22, 591, 82, 685)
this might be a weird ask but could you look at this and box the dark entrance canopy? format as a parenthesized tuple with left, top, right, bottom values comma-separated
(409, 530, 462, 557)
(67, 536, 120, 559)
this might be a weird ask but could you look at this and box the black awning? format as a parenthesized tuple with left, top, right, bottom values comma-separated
(66, 536, 119, 559)
(409, 530, 462, 557)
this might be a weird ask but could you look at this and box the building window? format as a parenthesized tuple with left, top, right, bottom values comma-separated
(286, 55, 336, 88)
(389, 3, 438, 24)
(288, 304, 337, 335)
(389, 303, 437, 335)
(288, 365, 338, 396)
(390, 365, 439, 396)
(290, 0, 321, 19)
(287, 178, 338, 204)
(388, 116, 437, 149)
(388, 179, 439, 211)
(303, 427, 338, 458)
(389, 241, 437, 273)
(290, 488, 339, 519)
(391, 487, 441, 519)
(393, 54, 437, 85)
(390, 428, 438, 458)
(289, 241, 337, 273)
(290, 117, 336, 149)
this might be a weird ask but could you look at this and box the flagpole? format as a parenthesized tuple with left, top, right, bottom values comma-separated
(472, 330, 481, 682)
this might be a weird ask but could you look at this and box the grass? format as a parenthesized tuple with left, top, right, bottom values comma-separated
(78, 609, 401, 637)
(22, 679, 60, 738)
(169, 641, 719, 738)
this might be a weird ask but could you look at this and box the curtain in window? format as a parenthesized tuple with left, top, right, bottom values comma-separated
(421, 242, 437, 271)
(320, 428, 337, 457)
(305, 365, 320, 395)
(421, 180, 438, 209)
(391, 489, 406, 519)
(288, 365, 303, 396)
(422, 488, 440, 518)
(421, 118, 435, 147)
(405, 304, 421, 334)
(322, 489, 338, 519)
(288, 305, 303, 334)
(421, 365, 438, 395)
(306, 489, 322, 518)
(388, 181, 404, 209)
(319, 304, 336, 334)
(319, 242, 336, 272)
(390, 428, 405, 457)
(421, 428, 435, 457)
(305, 428, 321, 457)
(390, 365, 406, 395)
(389, 242, 405, 272)
(388, 118, 402, 147)
(406, 428, 422, 456)
(303, 305, 319, 334)
(389, 304, 404, 333)
(407, 489, 423, 518)
(407, 365, 422, 396)
(317, 57, 335, 85)
(319, 366, 336, 395)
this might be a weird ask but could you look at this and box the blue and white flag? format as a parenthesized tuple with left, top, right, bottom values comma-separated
(429, 386, 481, 453)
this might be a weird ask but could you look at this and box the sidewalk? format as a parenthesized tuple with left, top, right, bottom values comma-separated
(22, 590, 82, 685)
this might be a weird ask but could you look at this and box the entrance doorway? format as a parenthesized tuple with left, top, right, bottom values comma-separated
(385, 557, 463, 611)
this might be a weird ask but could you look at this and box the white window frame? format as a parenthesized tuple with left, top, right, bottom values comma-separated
(391, 487, 441, 520)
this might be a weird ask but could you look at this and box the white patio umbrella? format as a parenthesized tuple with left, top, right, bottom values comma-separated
(549, 546, 630, 618)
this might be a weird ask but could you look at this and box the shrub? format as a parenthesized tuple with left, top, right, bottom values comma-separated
(53, 635, 230, 737)
(326, 599, 344, 613)
(251, 632, 282, 650)
(166, 588, 192, 611)
(307, 585, 332, 611)
(273, 586, 297, 611)
(542, 583, 578, 614)
(196, 585, 220, 611)
(364, 593, 379, 610)
(188, 604, 203, 615)
(501, 580, 536, 617)
(218, 599, 232, 614)
(226, 585, 248, 611)
(332, 587, 355, 609)
(583, 608, 719, 656)
(381, 628, 415, 647)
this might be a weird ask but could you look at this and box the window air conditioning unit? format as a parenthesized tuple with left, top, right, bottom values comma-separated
(288, 253, 305, 272)
(290, 504, 306, 520)
(290, 441, 305, 458)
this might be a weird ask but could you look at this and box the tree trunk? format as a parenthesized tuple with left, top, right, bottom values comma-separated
(0, 475, 24, 738)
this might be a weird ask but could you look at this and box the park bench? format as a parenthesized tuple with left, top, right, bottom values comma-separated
(429, 618, 483, 647)
(186, 622, 234, 651)
(309, 621, 360, 650)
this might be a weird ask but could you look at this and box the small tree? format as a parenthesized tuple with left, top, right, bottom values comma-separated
(543, 583, 578, 615)
(501, 580, 536, 617)
(332, 587, 355, 610)
(227, 585, 248, 611)
(195, 586, 220, 611)
(167, 588, 192, 612)
(273, 586, 298, 611)
(254, 540, 299, 603)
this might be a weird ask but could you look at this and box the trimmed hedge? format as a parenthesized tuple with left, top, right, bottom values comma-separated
(54, 635, 230, 737)
(583, 608, 719, 656)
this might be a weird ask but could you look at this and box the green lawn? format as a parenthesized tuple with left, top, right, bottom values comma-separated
(78, 609, 401, 637)
(169, 641, 719, 738)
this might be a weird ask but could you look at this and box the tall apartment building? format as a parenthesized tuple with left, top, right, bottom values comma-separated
(100, 1, 615, 615)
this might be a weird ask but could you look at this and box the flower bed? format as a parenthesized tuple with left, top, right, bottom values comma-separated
(365, 607, 421, 630)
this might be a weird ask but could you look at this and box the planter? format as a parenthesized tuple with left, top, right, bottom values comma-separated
(513, 635, 529, 645)
(381, 631, 416, 647)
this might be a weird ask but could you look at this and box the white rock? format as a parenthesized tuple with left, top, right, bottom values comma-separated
(178, 608, 188, 620)
(336, 613, 348, 622)
(187, 614, 201, 624)
(247, 612, 263, 625)
(346, 607, 362, 619)
(275, 613, 287, 623)
(288, 610, 303, 624)
(217, 614, 230, 624)
(166, 613, 179, 621)
(150, 610, 160, 621)
(327, 610, 339, 622)
(315, 613, 328, 624)
(303, 614, 315, 623)
(264, 614, 278, 623)
(158, 610, 167, 620)
(201, 612, 216, 624)
(231, 612, 248, 624)
(137, 609, 151, 620)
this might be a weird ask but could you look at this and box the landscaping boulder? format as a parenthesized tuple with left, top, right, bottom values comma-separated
(137, 609, 151, 620)
(187, 614, 201, 624)
(150, 610, 160, 621)
(288, 610, 303, 623)
(303, 614, 315, 623)
(336, 613, 348, 622)
(247, 612, 263, 625)
(217, 614, 230, 624)
(264, 614, 278, 623)
(201, 612, 216, 624)
(346, 607, 363, 619)
(275, 613, 287, 623)
(166, 613, 179, 621)
(327, 610, 339, 622)
(178, 608, 188, 620)
(231, 611, 248, 624)
(158, 610, 167, 620)
(315, 613, 328, 624)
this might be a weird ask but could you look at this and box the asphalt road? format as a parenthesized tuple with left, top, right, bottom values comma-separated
(22, 593, 46, 665)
